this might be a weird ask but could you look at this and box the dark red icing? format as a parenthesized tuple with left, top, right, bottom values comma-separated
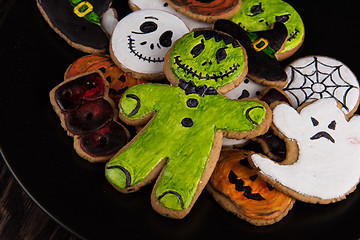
(54, 72, 128, 159)
(64, 99, 113, 135)
(55, 73, 105, 111)
(80, 121, 128, 157)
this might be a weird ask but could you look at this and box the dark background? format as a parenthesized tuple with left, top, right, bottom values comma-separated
(1, 0, 360, 239)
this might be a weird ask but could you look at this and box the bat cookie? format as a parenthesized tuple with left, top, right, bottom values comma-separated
(250, 99, 360, 204)
(105, 29, 271, 219)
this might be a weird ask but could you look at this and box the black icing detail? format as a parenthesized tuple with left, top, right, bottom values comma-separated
(237, 89, 250, 99)
(159, 30, 173, 48)
(193, 30, 240, 48)
(133, 21, 158, 34)
(181, 118, 194, 127)
(158, 191, 185, 210)
(215, 47, 228, 63)
(249, 174, 258, 182)
(178, 79, 218, 97)
(328, 120, 336, 130)
(247, 3, 263, 17)
(128, 35, 164, 63)
(245, 106, 264, 126)
(126, 94, 141, 117)
(276, 14, 290, 23)
(187, 98, 199, 108)
(267, 183, 275, 191)
(106, 165, 131, 188)
(228, 170, 265, 201)
(191, 39, 205, 58)
(239, 158, 252, 169)
(288, 28, 300, 42)
(310, 131, 335, 143)
(311, 117, 319, 126)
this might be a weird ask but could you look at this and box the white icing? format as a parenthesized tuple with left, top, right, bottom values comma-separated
(101, 8, 118, 36)
(222, 76, 266, 146)
(251, 99, 360, 200)
(111, 9, 189, 75)
(284, 56, 360, 114)
(129, 0, 212, 30)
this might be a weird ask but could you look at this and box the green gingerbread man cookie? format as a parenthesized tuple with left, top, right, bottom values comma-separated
(105, 29, 271, 219)
(231, 0, 305, 60)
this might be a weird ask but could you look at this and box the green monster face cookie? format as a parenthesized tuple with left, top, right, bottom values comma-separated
(231, 0, 304, 56)
(169, 30, 246, 90)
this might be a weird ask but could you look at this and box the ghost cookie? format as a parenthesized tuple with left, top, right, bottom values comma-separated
(106, 29, 271, 219)
(207, 149, 295, 226)
(37, 0, 112, 53)
(214, 19, 289, 87)
(166, 0, 242, 23)
(107, 9, 189, 81)
(222, 76, 266, 147)
(231, 0, 305, 60)
(128, 0, 212, 30)
(283, 56, 360, 117)
(50, 71, 130, 162)
(249, 99, 360, 204)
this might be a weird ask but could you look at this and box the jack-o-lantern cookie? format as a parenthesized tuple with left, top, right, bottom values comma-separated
(283, 56, 360, 117)
(50, 71, 130, 162)
(230, 0, 305, 60)
(108, 9, 189, 81)
(250, 99, 360, 204)
(207, 149, 295, 226)
(37, 0, 112, 53)
(214, 19, 289, 88)
(64, 54, 148, 104)
(166, 0, 242, 23)
(105, 29, 271, 219)
(128, 0, 212, 30)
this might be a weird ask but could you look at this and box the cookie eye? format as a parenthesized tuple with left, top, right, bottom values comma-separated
(276, 14, 290, 23)
(328, 120, 336, 130)
(159, 30, 173, 47)
(311, 117, 319, 126)
(191, 40, 205, 58)
(139, 21, 158, 34)
(216, 47, 228, 63)
(247, 3, 263, 17)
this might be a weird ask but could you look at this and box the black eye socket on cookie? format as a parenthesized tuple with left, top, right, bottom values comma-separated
(311, 117, 319, 126)
(328, 120, 336, 130)
(135, 21, 158, 34)
(191, 39, 205, 58)
(247, 3, 263, 17)
(276, 14, 290, 23)
(159, 30, 173, 48)
(216, 47, 228, 63)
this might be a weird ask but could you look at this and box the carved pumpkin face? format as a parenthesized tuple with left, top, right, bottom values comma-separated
(64, 55, 147, 104)
(168, 0, 240, 16)
(209, 149, 294, 224)
(169, 30, 246, 90)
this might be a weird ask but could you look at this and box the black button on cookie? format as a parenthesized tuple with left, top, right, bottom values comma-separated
(187, 98, 199, 108)
(181, 118, 194, 127)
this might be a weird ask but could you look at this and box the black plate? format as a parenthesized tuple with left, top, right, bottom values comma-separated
(1, 1, 360, 239)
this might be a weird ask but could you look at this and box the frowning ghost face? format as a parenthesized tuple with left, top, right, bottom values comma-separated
(110, 9, 189, 77)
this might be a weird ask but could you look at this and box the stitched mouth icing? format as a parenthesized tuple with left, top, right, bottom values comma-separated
(174, 55, 240, 82)
(127, 35, 164, 63)
(288, 28, 299, 42)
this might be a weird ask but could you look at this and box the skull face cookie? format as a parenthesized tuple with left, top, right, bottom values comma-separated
(105, 29, 271, 219)
(250, 99, 360, 203)
(109, 9, 189, 80)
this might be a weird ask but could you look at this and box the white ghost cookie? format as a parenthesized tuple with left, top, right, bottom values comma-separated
(283, 56, 360, 117)
(128, 0, 212, 30)
(107, 9, 189, 80)
(250, 99, 360, 204)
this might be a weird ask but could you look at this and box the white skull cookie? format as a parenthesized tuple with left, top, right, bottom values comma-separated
(109, 9, 189, 80)
(250, 99, 360, 203)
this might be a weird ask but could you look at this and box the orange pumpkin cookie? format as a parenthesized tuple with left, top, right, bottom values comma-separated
(207, 149, 295, 226)
(166, 0, 242, 23)
(64, 55, 148, 104)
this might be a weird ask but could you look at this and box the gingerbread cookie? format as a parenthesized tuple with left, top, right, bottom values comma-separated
(50, 71, 130, 162)
(214, 19, 288, 87)
(64, 54, 148, 104)
(283, 56, 360, 117)
(105, 29, 271, 219)
(250, 99, 360, 204)
(128, 0, 212, 30)
(37, 0, 112, 53)
(207, 149, 295, 226)
(166, 0, 242, 23)
(108, 9, 189, 80)
(231, 0, 305, 60)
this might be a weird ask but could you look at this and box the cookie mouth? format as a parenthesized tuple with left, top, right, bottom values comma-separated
(173, 55, 240, 82)
(288, 28, 300, 42)
(127, 35, 164, 63)
(310, 131, 335, 143)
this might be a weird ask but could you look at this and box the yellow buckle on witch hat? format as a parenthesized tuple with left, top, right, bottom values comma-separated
(252, 38, 269, 52)
(73, 1, 93, 18)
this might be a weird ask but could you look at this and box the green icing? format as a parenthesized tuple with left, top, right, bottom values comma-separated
(170, 30, 246, 90)
(69, 0, 101, 25)
(231, 0, 304, 54)
(106, 83, 267, 211)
